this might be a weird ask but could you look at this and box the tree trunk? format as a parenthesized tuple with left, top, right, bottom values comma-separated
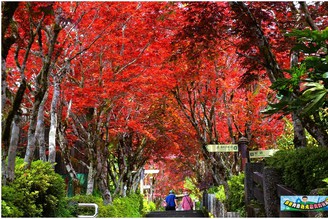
(290, 49, 307, 148)
(36, 91, 48, 161)
(48, 80, 60, 164)
(24, 18, 61, 168)
(57, 122, 78, 181)
(3, 5, 45, 160)
(97, 150, 112, 204)
(24, 103, 40, 168)
(292, 111, 307, 148)
(301, 116, 328, 147)
(96, 142, 112, 204)
(2, 80, 26, 153)
(98, 177, 112, 205)
(24, 78, 49, 167)
(6, 114, 21, 183)
(1, 2, 19, 112)
(86, 161, 95, 195)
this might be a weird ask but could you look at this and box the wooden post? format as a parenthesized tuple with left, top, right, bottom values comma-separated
(238, 136, 249, 171)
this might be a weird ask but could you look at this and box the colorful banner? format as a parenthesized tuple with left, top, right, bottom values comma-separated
(281, 196, 328, 211)
(206, 144, 238, 152)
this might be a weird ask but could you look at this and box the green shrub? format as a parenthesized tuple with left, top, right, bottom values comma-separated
(64, 193, 144, 217)
(142, 200, 156, 216)
(100, 193, 143, 217)
(207, 185, 226, 201)
(1, 199, 23, 217)
(207, 174, 246, 217)
(265, 146, 328, 194)
(1, 158, 66, 217)
(226, 173, 245, 217)
(64, 195, 103, 217)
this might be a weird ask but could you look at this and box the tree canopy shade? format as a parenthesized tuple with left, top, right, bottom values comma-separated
(2, 1, 327, 202)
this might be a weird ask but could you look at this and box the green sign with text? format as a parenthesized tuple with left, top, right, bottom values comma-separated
(249, 149, 279, 158)
(206, 144, 238, 152)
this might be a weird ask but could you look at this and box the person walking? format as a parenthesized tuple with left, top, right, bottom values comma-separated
(165, 190, 178, 211)
(181, 191, 193, 211)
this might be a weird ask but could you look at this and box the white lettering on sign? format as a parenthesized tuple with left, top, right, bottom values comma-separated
(206, 144, 238, 152)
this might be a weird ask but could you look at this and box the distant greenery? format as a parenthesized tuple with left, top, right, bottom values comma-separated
(1, 158, 66, 217)
(265, 146, 328, 194)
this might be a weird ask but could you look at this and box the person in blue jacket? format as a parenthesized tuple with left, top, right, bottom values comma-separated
(165, 190, 178, 211)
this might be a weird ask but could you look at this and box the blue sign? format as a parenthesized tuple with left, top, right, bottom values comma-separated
(281, 196, 328, 211)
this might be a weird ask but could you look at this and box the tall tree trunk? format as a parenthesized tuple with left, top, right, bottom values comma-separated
(2, 79, 26, 176)
(292, 112, 307, 148)
(290, 50, 307, 148)
(24, 16, 61, 168)
(230, 2, 328, 147)
(98, 177, 112, 205)
(3, 7, 44, 159)
(57, 124, 79, 181)
(24, 76, 49, 167)
(1, 2, 19, 112)
(6, 114, 21, 183)
(48, 80, 60, 164)
(36, 91, 48, 161)
(24, 102, 40, 167)
(57, 101, 79, 182)
(301, 116, 328, 147)
(2, 58, 8, 113)
(86, 161, 95, 195)
(96, 143, 112, 204)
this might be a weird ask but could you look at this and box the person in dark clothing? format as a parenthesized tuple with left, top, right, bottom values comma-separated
(165, 190, 178, 211)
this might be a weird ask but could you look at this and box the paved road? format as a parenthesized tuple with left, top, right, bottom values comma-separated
(145, 210, 208, 217)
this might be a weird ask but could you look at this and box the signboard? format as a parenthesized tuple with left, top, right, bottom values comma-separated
(281, 196, 328, 211)
(144, 170, 159, 174)
(206, 144, 238, 152)
(249, 149, 279, 159)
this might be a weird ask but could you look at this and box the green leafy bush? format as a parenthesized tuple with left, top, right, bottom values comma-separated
(265, 147, 328, 194)
(63, 194, 103, 217)
(64, 193, 144, 217)
(226, 173, 246, 217)
(207, 185, 225, 201)
(1, 158, 66, 217)
(1, 194, 23, 217)
(207, 174, 246, 216)
(142, 200, 156, 215)
(100, 193, 143, 217)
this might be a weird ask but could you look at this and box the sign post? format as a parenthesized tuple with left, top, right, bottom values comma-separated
(238, 136, 249, 171)
(206, 144, 238, 152)
(140, 169, 159, 195)
(206, 138, 249, 171)
(249, 149, 279, 159)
